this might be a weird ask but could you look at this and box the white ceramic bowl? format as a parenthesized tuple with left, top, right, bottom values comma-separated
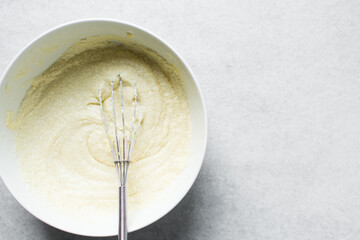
(0, 19, 207, 237)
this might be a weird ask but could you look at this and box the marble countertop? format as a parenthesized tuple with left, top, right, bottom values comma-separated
(1, 0, 360, 239)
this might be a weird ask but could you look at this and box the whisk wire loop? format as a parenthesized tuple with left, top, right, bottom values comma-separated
(98, 74, 140, 186)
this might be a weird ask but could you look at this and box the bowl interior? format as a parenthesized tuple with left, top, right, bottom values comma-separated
(0, 20, 206, 236)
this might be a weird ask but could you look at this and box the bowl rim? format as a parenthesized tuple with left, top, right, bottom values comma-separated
(0, 18, 208, 237)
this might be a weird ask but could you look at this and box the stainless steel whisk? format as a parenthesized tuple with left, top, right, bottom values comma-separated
(98, 74, 140, 240)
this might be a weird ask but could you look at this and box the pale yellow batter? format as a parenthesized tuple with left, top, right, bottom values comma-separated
(7, 36, 191, 220)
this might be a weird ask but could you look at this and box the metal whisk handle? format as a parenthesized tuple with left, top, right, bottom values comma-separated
(119, 186, 127, 240)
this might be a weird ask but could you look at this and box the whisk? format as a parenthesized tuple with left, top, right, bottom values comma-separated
(98, 74, 140, 240)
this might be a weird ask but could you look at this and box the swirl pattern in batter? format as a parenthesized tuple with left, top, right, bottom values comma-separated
(7, 36, 191, 221)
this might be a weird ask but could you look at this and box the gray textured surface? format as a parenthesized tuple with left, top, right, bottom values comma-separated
(2, 0, 360, 239)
